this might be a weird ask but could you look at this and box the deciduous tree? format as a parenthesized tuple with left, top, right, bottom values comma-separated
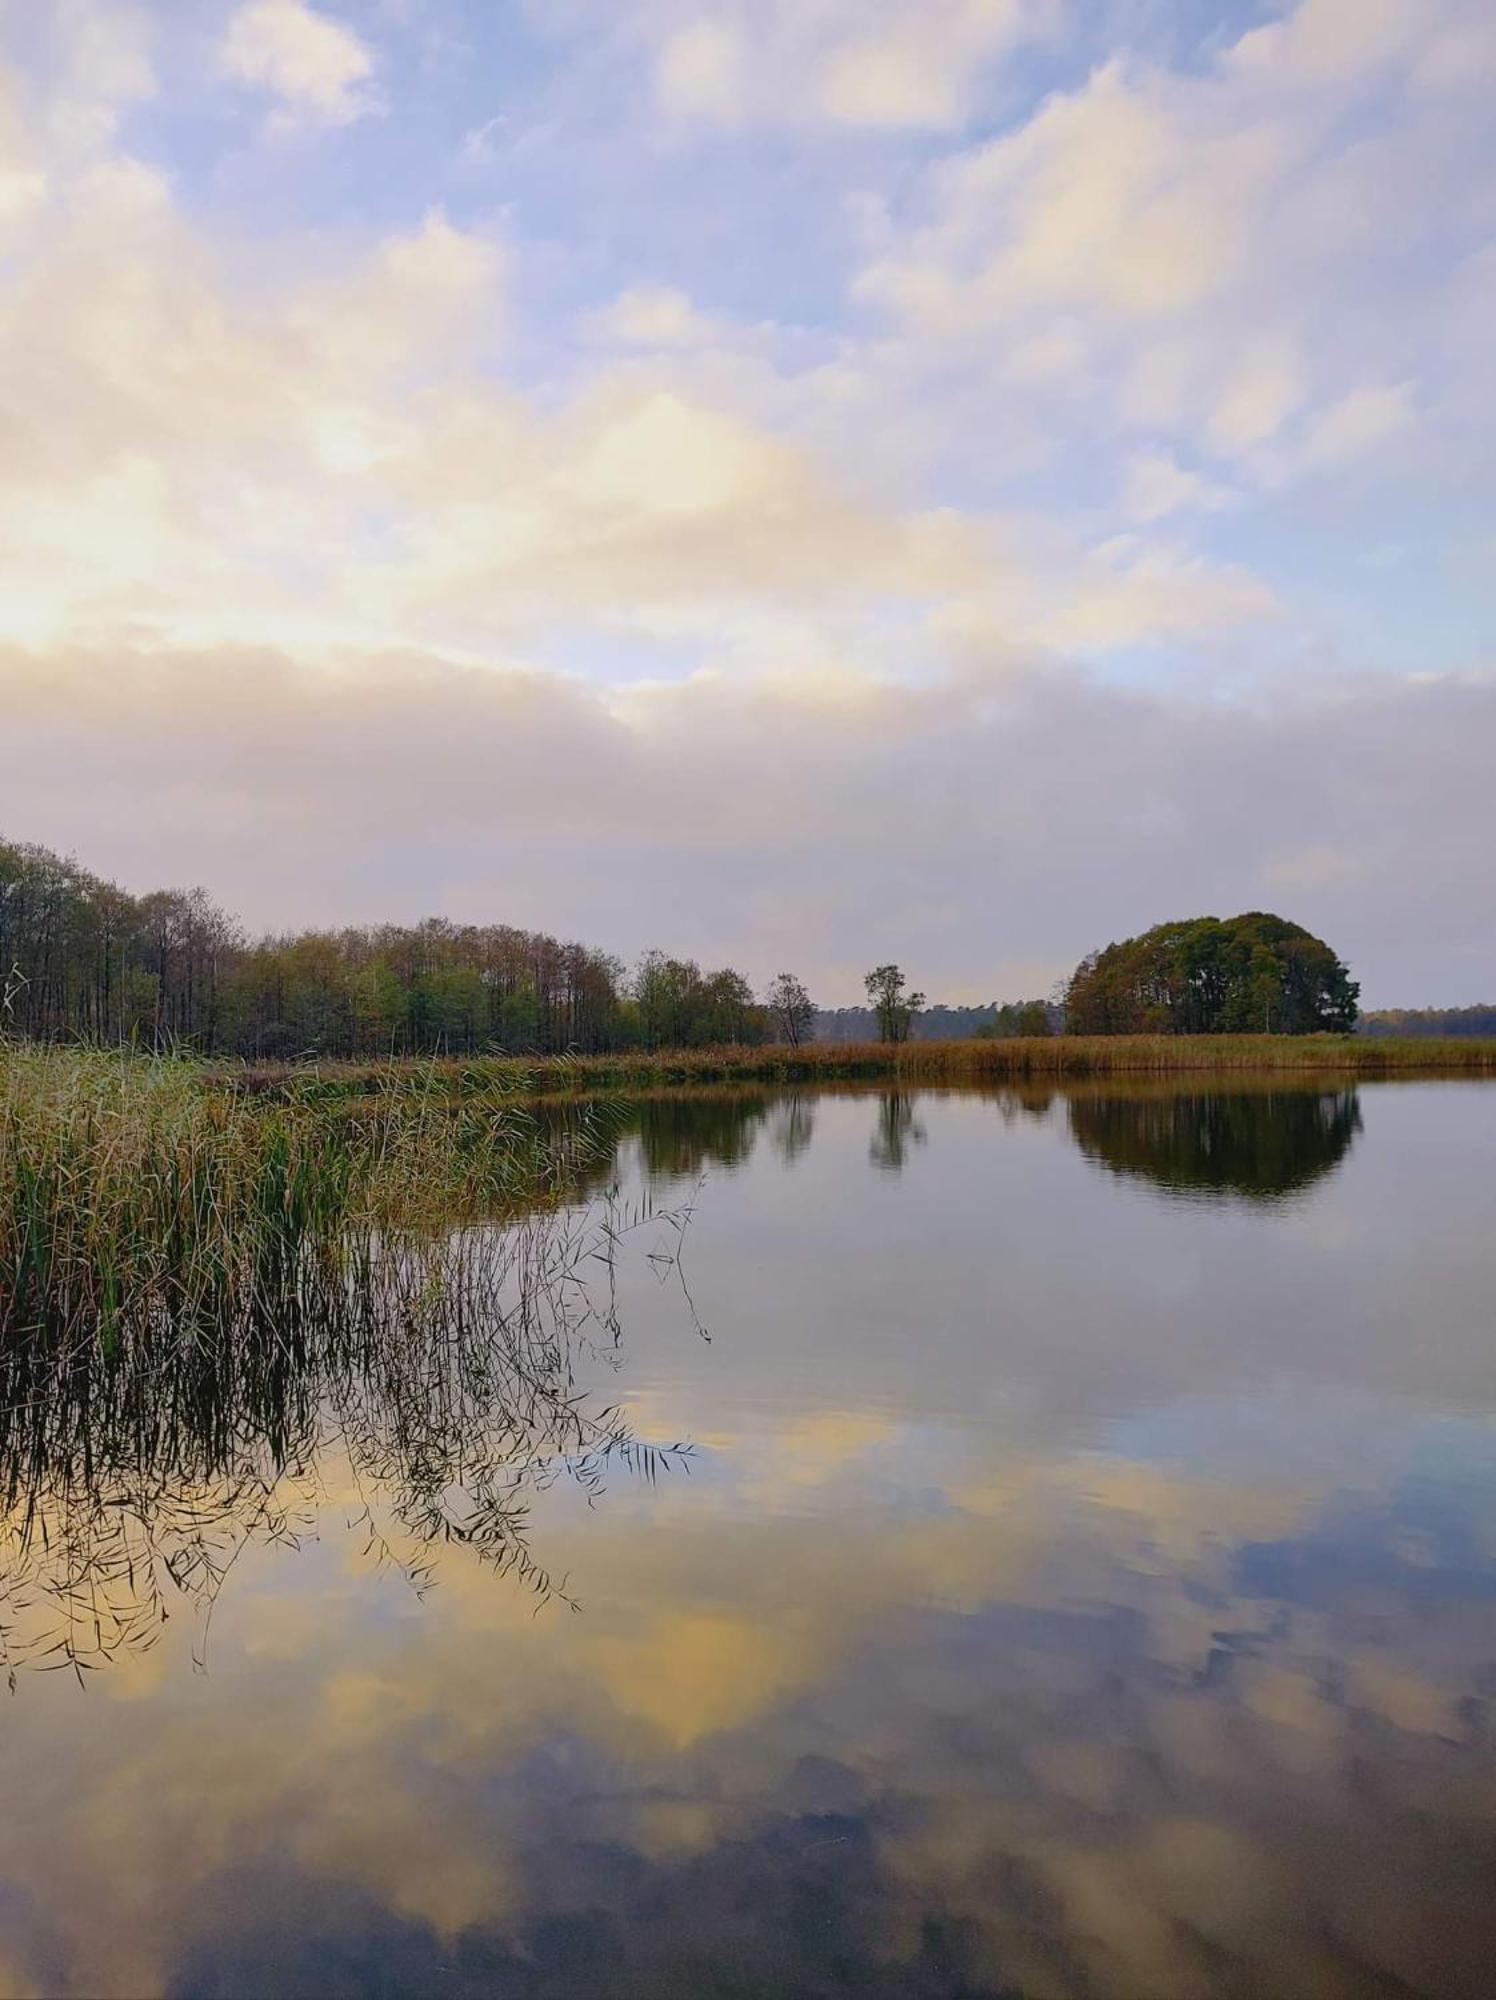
(864, 964, 925, 1044)
(764, 971, 815, 1046)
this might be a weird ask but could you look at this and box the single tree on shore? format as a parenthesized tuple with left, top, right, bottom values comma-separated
(764, 972, 815, 1046)
(864, 964, 925, 1044)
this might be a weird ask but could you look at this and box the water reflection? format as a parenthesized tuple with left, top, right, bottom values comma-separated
(537, 1089, 786, 1187)
(770, 1091, 816, 1167)
(561, 1082, 1365, 1207)
(869, 1090, 927, 1172)
(1, 1079, 1494, 2000)
(1068, 1084, 1362, 1203)
(0, 1082, 1371, 1689)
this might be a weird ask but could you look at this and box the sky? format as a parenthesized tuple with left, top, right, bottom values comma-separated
(0, 0, 1493, 1005)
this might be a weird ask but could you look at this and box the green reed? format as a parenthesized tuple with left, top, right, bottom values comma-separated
(0, 1044, 609, 1356)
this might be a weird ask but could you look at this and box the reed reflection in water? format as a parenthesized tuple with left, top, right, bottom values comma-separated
(0, 1194, 698, 1685)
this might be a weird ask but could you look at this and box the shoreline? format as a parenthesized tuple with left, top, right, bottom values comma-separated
(199, 1034, 1496, 1101)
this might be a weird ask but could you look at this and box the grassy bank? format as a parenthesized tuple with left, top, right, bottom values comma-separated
(218, 1032, 1496, 1102)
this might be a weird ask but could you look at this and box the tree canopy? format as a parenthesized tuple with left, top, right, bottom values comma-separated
(1064, 913, 1359, 1036)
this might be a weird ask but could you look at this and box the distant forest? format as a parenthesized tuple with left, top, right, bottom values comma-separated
(1359, 1008, 1496, 1037)
(817, 1002, 1062, 1042)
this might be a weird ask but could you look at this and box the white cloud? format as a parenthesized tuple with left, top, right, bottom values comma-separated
(219, 0, 377, 129)
(46, 0, 156, 151)
(1208, 337, 1307, 454)
(1224, 0, 1428, 87)
(1294, 382, 1417, 473)
(0, 62, 46, 228)
(855, 0, 1494, 485)
(1122, 450, 1236, 524)
(1036, 538, 1278, 652)
(635, 0, 1051, 130)
(585, 284, 720, 350)
(0, 0, 1492, 1010)
(460, 113, 507, 166)
(0, 116, 1279, 675)
(656, 18, 744, 121)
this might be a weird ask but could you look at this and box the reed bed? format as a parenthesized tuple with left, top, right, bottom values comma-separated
(219, 1033, 1496, 1103)
(0, 1043, 611, 1355)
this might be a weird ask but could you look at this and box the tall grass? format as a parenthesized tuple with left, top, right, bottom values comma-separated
(0, 1044, 607, 1354)
(219, 1032, 1496, 1103)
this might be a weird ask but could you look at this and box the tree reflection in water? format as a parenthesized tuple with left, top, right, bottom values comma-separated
(870, 1093, 927, 1172)
(1067, 1085, 1361, 1202)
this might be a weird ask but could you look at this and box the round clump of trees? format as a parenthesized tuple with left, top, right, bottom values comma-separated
(1065, 913, 1359, 1035)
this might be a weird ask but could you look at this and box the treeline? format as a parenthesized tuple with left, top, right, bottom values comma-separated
(1360, 1007, 1496, 1037)
(817, 1001, 1060, 1042)
(0, 837, 778, 1057)
(6, 836, 1407, 1062)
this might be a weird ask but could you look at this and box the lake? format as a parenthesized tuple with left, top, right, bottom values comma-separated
(2, 1078, 1496, 1998)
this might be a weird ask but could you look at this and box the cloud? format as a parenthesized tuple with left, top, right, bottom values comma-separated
(855, 0, 1496, 486)
(0, 116, 1277, 680)
(621, 0, 1053, 130)
(585, 283, 720, 350)
(3, 641, 1494, 1005)
(0, 61, 46, 228)
(1035, 537, 1277, 650)
(0, 65, 1485, 1004)
(219, 0, 378, 129)
(1293, 381, 1418, 474)
(1122, 449, 1237, 524)
(46, 0, 156, 151)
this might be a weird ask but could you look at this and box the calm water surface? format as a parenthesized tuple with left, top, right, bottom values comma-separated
(3, 1080, 1496, 1998)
